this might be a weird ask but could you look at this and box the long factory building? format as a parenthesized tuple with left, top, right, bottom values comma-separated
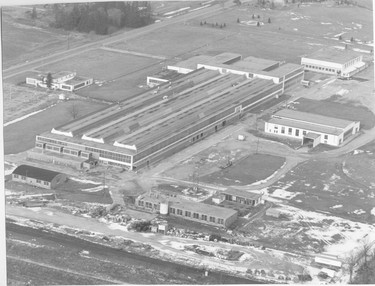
(30, 54, 304, 171)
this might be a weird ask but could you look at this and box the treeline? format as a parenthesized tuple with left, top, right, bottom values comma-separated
(51, 2, 154, 35)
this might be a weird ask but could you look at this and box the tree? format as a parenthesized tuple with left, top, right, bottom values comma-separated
(46, 73, 53, 89)
(339, 35, 342, 40)
(350, 36, 354, 42)
(268, 17, 271, 23)
(237, 17, 240, 23)
(258, 14, 260, 19)
(252, 14, 255, 19)
(69, 102, 79, 119)
(345, 251, 358, 283)
(271, 1, 275, 9)
(257, 21, 260, 27)
(31, 7, 37, 19)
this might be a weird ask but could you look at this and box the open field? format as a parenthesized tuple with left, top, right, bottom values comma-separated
(113, 2, 373, 65)
(38, 49, 159, 81)
(77, 62, 162, 102)
(162, 134, 288, 185)
(110, 23, 232, 58)
(292, 98, 375, 130)
(36, 49, 160, 102)
(264, 155, 375, 224)
(200, 154, 285, 186)
(4, 99, 106, 155)
(2, 6, 103, 69)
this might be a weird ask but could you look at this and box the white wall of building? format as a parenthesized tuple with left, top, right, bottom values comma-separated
(167, 65, 193, 74)
(264, 122, 341, 146)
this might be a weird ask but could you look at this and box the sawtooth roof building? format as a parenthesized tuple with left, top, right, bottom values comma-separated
(30, 53, 304, 171)
(265, 109, 360, 147)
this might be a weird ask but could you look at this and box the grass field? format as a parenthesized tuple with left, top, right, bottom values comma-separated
(37, 49, 161, 102)
(4, 100, 105, 155)
(111, 23, 232, 58)
(77, 63, 162, 102)
(199, 154, 285, 186)
(293, 98, 375, 130)
(2, 7, 102, 69)
(38, 49, 159, 81)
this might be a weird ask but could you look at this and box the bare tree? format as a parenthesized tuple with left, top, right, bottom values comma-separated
(345, 251, 358, 283)
(360, 239, 372, 266)
(69, 102, 79, 119)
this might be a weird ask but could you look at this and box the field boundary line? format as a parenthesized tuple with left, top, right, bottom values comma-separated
(7, 255, 128, 284)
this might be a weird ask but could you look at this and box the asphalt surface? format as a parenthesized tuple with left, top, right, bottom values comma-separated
(6, 221, 262, 285)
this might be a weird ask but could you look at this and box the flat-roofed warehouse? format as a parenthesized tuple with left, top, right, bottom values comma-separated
(135, 192, 238, 228)
(301, 47, 367, 78)
(31, 55, 303, 171)
(264, 109, 360, 147)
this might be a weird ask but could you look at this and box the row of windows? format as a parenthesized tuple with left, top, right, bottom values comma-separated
(303, 64, 336, 73)
(85, 147, 131, 163)
(37, 136, 67, 147)
(37, 136, 132, 164)
(273, 125, 329, 140)
(169, 207, 225, 224)
(14, 174, 49, 185)
(138, 200, 159, 210)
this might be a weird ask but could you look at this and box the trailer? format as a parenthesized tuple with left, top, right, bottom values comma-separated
(315, 253, 342, 268)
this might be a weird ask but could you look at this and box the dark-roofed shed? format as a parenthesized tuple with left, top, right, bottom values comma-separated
(12, 164, 67, 189)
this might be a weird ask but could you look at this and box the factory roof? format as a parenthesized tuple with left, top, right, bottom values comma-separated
(230, 56, 279, 72)
(268, 118, 344, 136)
(169, 198, 238, 218)
(273, 109, 356, 129)
(303, 48, 362, 64)
(264, 63, 303, 77)
(148, 69, 182, 81)
(138, 193, 238, 218)
(51, 68, 277, 156)
(222, 188, 263, 200)
(171, 52, 242, 70)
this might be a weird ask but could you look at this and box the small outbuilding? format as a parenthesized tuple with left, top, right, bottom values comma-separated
(266, 208, 282, 218)
(12, 164, 67, 189)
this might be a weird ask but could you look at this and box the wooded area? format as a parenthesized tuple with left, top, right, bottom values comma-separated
(51, 2, 153, 35)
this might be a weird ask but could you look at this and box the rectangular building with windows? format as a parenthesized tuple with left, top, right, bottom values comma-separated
(301, 48, 367, 78)
(264, 109, 360, 147)
(12, 164, 67, 189)
(220, 188, 263, 207)
(135, 192, 238, 228)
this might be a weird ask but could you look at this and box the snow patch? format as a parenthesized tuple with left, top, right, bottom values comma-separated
(70, 177, 102, 185)
(270, 189, 299, 200)
(353, 48, 371, 54)
(371, 207, 375, 216)
(352, 209, 366, 215)
(330, 205, 343, 209)
(81, 186, 106, 192)
(321, 22, 332, 25)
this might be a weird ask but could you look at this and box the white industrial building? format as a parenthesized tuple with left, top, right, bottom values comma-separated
(265, 109, 360, 147)
(26, 71, 93, 91)
(301, 48, 367, 78)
